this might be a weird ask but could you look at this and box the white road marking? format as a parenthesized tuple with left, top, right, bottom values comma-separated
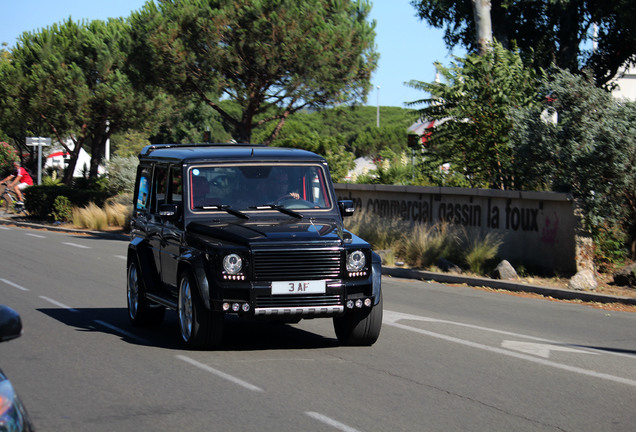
(384, 310, 636, 388)
(113, 255, 127, 260)
(384, 310, 556, 342)
(305, 412, 363, 432)
(61, 242, 91, 249)
(1, 278, 29, 291)
(0, 226, 10, 230)
(176, 354, 264, 393)
(501, 340, 598, 359)
(39, 296, 78, 313)
(25, 233, 46, 238)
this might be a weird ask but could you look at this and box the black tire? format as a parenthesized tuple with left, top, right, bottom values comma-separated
(333, 294, 383, 346)
(178, 270, 224, 349)
(127, 258, 165, 326)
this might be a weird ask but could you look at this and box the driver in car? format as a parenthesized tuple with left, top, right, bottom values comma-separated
(266, 171, 299, 203)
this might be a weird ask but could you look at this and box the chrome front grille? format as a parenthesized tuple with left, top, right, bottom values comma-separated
(252, 248, 342, 281)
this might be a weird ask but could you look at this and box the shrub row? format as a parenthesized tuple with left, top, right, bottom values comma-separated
(23, 185, 111, 220)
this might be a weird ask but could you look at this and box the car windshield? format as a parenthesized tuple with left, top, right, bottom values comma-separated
(188, 164, 333, 212)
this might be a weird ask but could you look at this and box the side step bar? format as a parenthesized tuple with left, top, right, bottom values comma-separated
(146, 293, 178, 310)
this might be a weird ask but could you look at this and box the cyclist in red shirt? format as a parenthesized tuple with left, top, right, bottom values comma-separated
(1, 161, 33, 205)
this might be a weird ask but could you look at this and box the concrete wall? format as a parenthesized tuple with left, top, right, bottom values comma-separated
(335, 183, 590, 274)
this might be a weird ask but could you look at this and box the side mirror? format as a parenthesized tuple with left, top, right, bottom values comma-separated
(159, 203, 180, 221)
(338, 200, 355, 218)
(0, 305, 22, 343)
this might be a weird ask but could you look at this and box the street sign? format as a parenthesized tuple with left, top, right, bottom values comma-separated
(26, 137, 51, 185)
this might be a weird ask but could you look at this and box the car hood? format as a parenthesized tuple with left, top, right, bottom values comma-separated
(187, 218, 349, 247)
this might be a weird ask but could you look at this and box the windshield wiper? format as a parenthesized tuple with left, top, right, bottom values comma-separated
(249, 204, 304, 219)
(197, 204, 249, 219)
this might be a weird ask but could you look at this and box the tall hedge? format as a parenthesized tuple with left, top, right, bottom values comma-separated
(24, 186, 110, 220)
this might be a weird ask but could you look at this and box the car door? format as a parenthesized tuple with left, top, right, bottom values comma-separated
(160, 165, 184, 293)
(147, 164, 168, 293)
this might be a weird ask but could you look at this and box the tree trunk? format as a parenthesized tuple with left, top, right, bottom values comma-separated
(62, 137, 85, 186)
(472, 0, 493, 55)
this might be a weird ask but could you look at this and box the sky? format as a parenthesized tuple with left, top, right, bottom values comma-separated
(0, 0, 464, 108)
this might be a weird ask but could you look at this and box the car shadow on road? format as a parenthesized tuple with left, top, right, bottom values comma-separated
(37, 307, 340, 351)
(570, 344, 636, 356)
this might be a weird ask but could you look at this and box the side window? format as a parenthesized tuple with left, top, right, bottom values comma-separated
(168, 166, 183, 206)
(135, 166, 152, 211)
(303, 167, 331, 208)
(151, 165, 168, 213)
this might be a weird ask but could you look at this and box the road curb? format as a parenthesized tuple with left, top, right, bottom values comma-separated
(0, 216, 130, 241)
(382, 267, 636, 307)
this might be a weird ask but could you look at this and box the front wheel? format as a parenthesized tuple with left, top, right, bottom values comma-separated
(127, 258, 165, 326)
(333, 294, 383, 346)
(178, 270, 224, 349)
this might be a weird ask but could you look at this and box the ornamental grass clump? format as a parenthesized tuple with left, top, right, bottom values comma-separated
(105, 202, 129, 227)
(344, 209, 406, 251)
(464, 233, 503, 275)
(397, 222, 459, 269)
(72, 202, 108, 230)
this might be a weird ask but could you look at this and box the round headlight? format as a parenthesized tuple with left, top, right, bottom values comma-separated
(223, 253, 243, 274)
(346, 250, 366, 272)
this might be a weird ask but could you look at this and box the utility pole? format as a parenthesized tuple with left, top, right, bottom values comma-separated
(376, 85, 380, 128)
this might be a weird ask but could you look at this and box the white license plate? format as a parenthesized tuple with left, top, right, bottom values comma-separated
(271, 280, 326, 295)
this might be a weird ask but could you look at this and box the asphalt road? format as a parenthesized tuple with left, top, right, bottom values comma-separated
(1, 225, 635, 432)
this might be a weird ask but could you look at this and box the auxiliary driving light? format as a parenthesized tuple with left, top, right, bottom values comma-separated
(355, 299, 363, 308)
(232, 303, 240, 312)
(223, 303, 231, 311)
(242, 303, 250, 312)
(364, 298, 372, 307)
(346, 300, 355, 309)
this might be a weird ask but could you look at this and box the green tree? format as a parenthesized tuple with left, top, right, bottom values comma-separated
(270, 132, 355, 182)
(410, 0, 636, 87)
(149, 97, 233, 145)
(407, 42, 540, 189)
(1, 18, 158, 185)
(511, 68, 636, 256)
(351, 124, 409, 158)
(129, 0, 378, 144)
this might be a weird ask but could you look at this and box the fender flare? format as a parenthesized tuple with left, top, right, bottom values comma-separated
(127, 238, 157, 293)
(178, 252, 212, 311)
(371, 251, 382, 306)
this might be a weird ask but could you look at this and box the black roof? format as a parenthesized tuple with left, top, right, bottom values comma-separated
(138, 143, 327, 164)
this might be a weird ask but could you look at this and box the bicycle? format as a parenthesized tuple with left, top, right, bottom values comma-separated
(0, 182, 26, 215)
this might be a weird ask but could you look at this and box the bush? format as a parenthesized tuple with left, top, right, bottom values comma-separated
(593, 223, 629, 272)
(105, 156, 138, 194)
(0, 142, 18, 178)
(24, 185, 111, 220)
(50, 195, 73, 222)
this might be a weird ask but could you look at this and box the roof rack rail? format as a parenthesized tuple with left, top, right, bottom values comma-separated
(139, 142, 266, 157)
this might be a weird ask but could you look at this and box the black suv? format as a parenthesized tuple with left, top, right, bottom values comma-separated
(126, 144, 382, 348)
